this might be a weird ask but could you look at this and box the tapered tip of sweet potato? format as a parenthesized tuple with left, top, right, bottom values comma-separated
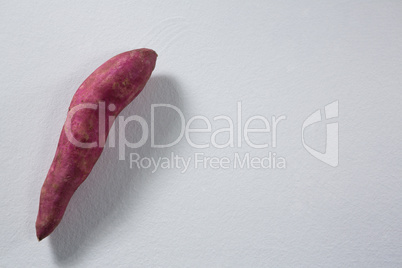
(36, 226, 49, 241)
(133, 48, 158, 68)
(36, 219, 58, 241)
(36, 231, 45, 242)
(134, 48, 158, 58)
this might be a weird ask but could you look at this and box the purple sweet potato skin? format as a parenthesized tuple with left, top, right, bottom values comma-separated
(36, 48, 157, 241)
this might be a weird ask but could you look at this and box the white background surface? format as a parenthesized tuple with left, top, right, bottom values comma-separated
(1, 0, 402, 267)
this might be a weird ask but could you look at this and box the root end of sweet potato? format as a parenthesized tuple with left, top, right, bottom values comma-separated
(36, 229, 46, 241)
(36, 220, 55, 241)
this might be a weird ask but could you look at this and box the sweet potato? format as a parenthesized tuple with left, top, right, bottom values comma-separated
(36, 48, 157, 241)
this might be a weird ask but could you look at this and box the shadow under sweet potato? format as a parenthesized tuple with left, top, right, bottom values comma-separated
(49, 74, 184, 265)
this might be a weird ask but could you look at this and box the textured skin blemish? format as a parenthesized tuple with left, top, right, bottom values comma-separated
(122, 78, 130, 87)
